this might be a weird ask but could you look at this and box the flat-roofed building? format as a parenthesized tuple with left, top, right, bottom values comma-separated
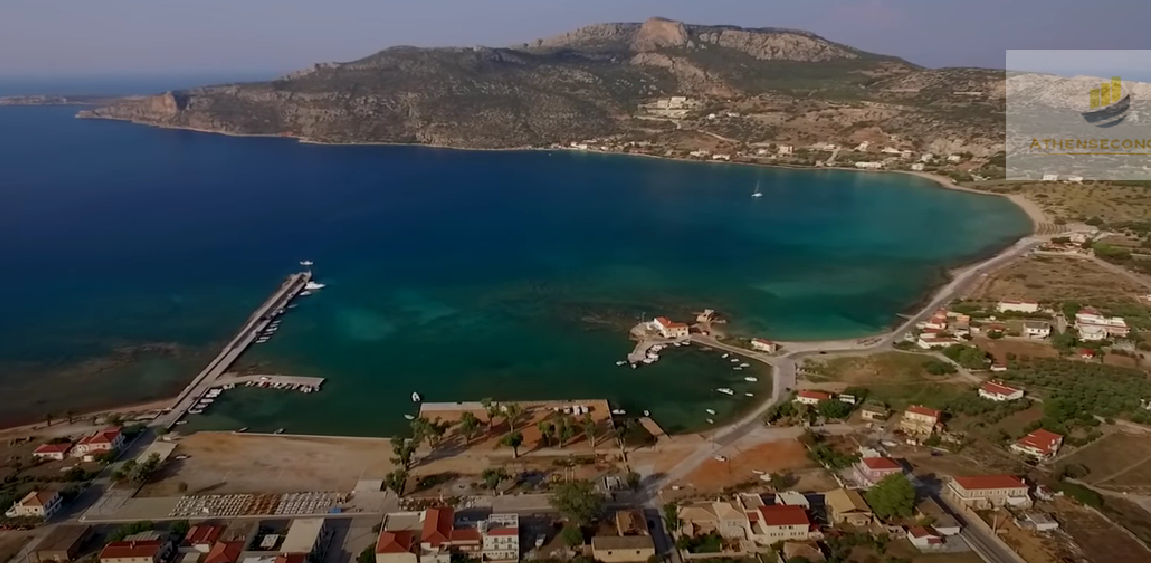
(591, 510, 655, 562)
(280, 519, 331, 563)
(30, 524, 91, 563)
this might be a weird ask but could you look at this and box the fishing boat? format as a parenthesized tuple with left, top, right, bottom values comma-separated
(706, 418, 715, 424)
(734, 367, 743, 371)
(300, 290, 312, 296)
(616, 360, 627, 366)
(300, 261, 314, 267)
(175, 420, 188, 426)
(717, 388, 734, 396)
(411, 391, 422, 402)
(751, 181, 763, 198)
(304, 281, 325, 291)
(273, 428, 285, 435)
(611, 409, 626, 415)
(236, 427, 248, 433)
(721, 353, 730, 359)
(643, 410, 651, 417)
(745, 393, 754, 397)
(404, 415, 416, 420)
(705, 408, 716, 415)
(744, 377, 758, 382)
(739, 362, 750, 368)
(730, 358, 739, 363)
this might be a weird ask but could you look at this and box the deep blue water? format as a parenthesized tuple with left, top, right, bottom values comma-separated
(0, 103, 1030, 435)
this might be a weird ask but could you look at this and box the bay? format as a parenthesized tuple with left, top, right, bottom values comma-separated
(0, 104, 1030, 435)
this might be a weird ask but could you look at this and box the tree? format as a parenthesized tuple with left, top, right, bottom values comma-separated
(557, 416, 577, 448)
(43, 413, 53, 427)
(865, 474, 916, 520)
(64, 409, 74, 424)
(580, 415, 598, 446)
(171, 520, 190, 538)
(626, 471, 641, 490)
(107, 413, 124, 427)
(177, 482, 189, 494)
(922, 360, 957, 376)
(385, 469, 409, 496)
(817, 399, 853, 420)
(537, 421, 555, 447)
(481, 398, 501, 429)
(459, 411, 481, 444)
(662, 503, 681, 533)
(769, 472, 792, 491)
(500, 431, 524, 458)
(560, 523, 584, 547)
(505, 403, 525, 430)
(1062, 301, 1082, 321)
(358, 546, 375, 563)
(987, 330, 1004, 340)
(549, 479, 605, 525)
(482, 467, 509, 491)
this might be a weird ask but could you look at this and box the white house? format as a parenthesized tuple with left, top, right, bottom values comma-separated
(750, 338, 778, 353)
(948, 154, 962, 162)
(777, 145, 794, 155)
(979, 381, 1024, 402)
(1042, 174, 1059, 181)
(907, 527, 943, 551)
(911, 163, 925, 171)
(1074, 309, 1129, 340)
(33, 443, 72, 461)
(653, 317, 689, 339)
(1067, 176, 1084, 184)
(5, 490, 63, 519)
(1023, 321, 1051, 339)
(854, 161, 884, 169)
(794, 390, 831, 406)
(855, 141, 869, 151)
(74, 427, 124, 458)
(920, 153, 935, 163)
(689, 150, 710, 158)
(901, 150, 913, 159)
(996, 300, 1040, 313)
(917, 333, 959, 350)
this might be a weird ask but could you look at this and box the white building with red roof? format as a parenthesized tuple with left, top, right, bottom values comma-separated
(854, 456, 904, 486)
(750, 338, 778, 353)
(979, 381, 1024, 402)
(379, 507, 519, 563)
(900, 406, 942, 437)
(923, 311, 950, 331)
(73, 427, 124, 458)
(1011, 429, 1064, 461)
(907, 526, 943, 550)
(1075, 309, 1130, 341)
(653, 317, 689, 339)
(745, 504, 814, 543)
(794, 390, 831, 406)
(5, 490, 63, 518)
(944, 475, 1031, 509)
(33, 443, 72, 461)
(917, 333, 960, 350)
(184, 524, 224, 553)
(99, 540, 172, 563)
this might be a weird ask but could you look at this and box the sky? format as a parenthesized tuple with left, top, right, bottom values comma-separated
(3, 0, 1151, 76)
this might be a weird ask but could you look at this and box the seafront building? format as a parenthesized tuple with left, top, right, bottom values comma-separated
(944, 475, 1031, 509)
(377, 507, 520, 563)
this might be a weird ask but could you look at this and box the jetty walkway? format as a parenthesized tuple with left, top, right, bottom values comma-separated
(153, 271, 312, 428)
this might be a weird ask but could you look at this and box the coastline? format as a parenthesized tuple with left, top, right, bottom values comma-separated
(6, 115, 1041, 438)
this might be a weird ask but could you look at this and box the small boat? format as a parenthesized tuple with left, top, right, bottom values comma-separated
(611, 409, 626, 415)
(300, 261, 314, 267)
(287, 304, 298, 310)
(411, 391, 422, 402)
(739, 363, 750, 368)
(404, 415, 416, 420)
(175, 420, 188, 426)
(616, 360, 627, 366)
(300, 290, 312, 296)
(256, 338, 269, 343)
(236, 427, 248, 433)
(752, 181, 763, 198)
(706, 418, 715, 424)
(705, 409, 716, 415)
(643, 410, 651, 417)
(304, 281, 325, 291)
(744, 377, 758, 382)
(273, 428, 285, 435)
(188, 409, 203, 415)
(730, 358, 739, 363)
(745, 393, 754, 397)
(734, 367, 743, 371)
(630, 363, 637, 369)
(721, 353, 730, 359)
(717, 388, 734, 396)
(643, 358, 656, 364)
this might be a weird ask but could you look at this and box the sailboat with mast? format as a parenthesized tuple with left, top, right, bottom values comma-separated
(751, 181, 763, 198)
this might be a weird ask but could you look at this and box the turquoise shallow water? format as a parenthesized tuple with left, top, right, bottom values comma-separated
(0, 105, 1030, 435)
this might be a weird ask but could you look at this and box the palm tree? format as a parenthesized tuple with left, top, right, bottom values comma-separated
(505, 403, 525, 431)
(500, 431, 524, 458)
(580, 415, 598, 447)
(64, 409, 74, 425)
(558, 416, 577, 448)
(538, 421, 555, 447)
(459, 411, 481, 444)
(43, 413, 53, 427)
(482, 398, 502, 430)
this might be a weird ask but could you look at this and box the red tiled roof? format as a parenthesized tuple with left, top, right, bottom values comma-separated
(204, 542, 244, 563)
(185, 525, 224, 546)
(422, 507, 455, 546)
(1017, 429, 1062, 455)
(1080, 349, 1096, 357)
(981, 380, 1020, 397)
(953, 475, 1026, 491)
(376, 531, 416, 554)
(450, 529, 482, 543)
(100, 541, 163, 560)
(486, 528, 519, 536)
(34, 443, 71, 455)
(861, 457, 902, 471)
(654, 317, 688, 329)
(908, 526, 940, 539)
(756, 505, 810, 527)
(797, 390, 831, 401)
(18, 491, 57, 507)
(78, 427, 121, 447)
(906, 405, 941, 419)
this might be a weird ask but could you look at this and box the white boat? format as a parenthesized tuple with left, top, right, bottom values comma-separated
(404, 415, 416, 420)
(706, 418, 715, 424)
(739, 363, 750, 368)
(300, 261, 314, 267)
(744, 377, 758, 382)
(730, 358, 739, 363)
(175, 420, 188, 426)
(643, 358, 656, 364)
(745, 393, 754, 397)
(616, 360, 626, 366)
(188, 409, 203, 415)
(705, 409, 716, 415)
(717, 388, 734, 396)
(304, 281, 325, 291)
(752, 181, 763, 198)
(273, 428, 285, 435)
(643, 410, 651, 417)
(611, 409, 626, 415)
(287, 304, 298, 310)
(630, 363, 637, 369)
(721, 353, 730, 359)
(300, 291, 312, 296)
(734, 367, 743, 371)
(411, 391, 422, 402)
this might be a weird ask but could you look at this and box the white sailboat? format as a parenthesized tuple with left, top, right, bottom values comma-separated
(751, 181, 763, 198)
(411, 391, 422, 402)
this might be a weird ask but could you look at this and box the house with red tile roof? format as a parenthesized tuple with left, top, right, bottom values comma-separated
(854, 456, 904, 486)
(184, 525, 224, 553)
(746, 504, 814, 543)
(74, 427, 123, 458)
(1011, 429, 1063, 461)
(653, 317, 689, 339)
(900, 406, 941, 438)
(944, 475, 1031, 509)
(907, 526, 943, 550)
(750, 338, 778, 353)
(204, 542, 244, 563)
(375, 531, 417, 563)
(979, 381, 1024, 402)
(33, 443, 72, 461)
(5, 490, 63, 519)
(99, 540, 172, 563)
(794, 390, 831, 406)
(379, 508, 519, 563)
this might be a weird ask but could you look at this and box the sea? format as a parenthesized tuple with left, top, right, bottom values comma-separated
(0, 76, 1032, 436)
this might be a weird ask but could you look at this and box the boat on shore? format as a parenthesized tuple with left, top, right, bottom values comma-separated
(273, 428, 285, 435)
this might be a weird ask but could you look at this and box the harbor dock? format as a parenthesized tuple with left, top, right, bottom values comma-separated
(224, 374, 326, 390)
(154, 271, 312, 428)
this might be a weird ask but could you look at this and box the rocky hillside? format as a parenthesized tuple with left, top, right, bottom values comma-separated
(80, 17, 1002, 151)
